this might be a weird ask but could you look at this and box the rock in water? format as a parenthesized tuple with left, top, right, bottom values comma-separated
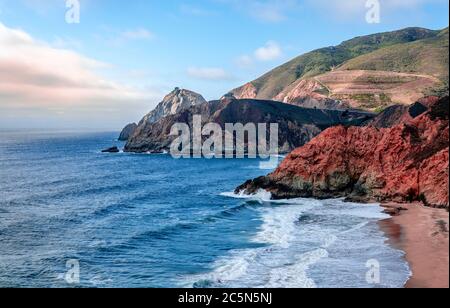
(102, 146, 120, 153)
(236, 96, 449, 209)
(118, 123, 138, 141)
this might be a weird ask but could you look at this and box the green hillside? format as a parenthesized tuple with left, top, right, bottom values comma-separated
(232, 27, 447, 100)
(339, 27, 449, 81)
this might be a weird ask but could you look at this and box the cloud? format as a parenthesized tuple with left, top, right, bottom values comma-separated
(0, 22, 163, 129)
(217, 0, 300, 23)
(51, 36, 83, 50)
(102, 27, 155, 47)
(236, 41, 283, 68)
(120, 28, 154, 41)
(254, 41, 283, 61)
(187, 67, 234, 81)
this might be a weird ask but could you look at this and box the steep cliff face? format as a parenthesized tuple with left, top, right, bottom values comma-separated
(125, 100, 224, 153)
(118, 123, 138, 141)
(124, 98, 373, 154)
(139, 88, 207, 125)
(236, 96, 449, 209)
(231, 83, 257, 100)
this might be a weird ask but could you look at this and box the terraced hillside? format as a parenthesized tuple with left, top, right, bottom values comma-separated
(230, 27, 449, 111)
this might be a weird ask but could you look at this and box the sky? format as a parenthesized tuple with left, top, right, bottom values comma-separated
(0, 0, 448, 130)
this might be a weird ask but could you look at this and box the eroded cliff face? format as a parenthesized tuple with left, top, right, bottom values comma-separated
(125, 98, 373, 154)
(229, 83, 257, 100)
(236, 96, 449, 209)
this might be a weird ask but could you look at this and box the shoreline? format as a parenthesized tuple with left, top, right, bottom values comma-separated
(379, 203, 449, 288)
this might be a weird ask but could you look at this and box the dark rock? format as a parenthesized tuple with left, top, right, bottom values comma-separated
(102, 146, 120, 153)
(366, 96, 439, 128)
(125, 97, 373, 154)
(383, 207, 401, 216)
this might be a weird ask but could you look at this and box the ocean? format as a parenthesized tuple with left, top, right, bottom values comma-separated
(0, 131, 410, 288)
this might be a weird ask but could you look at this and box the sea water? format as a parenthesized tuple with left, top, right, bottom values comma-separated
(0, 131, 410, 288)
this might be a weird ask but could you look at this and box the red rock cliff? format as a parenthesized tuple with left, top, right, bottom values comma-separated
(236, 96, 449, 209)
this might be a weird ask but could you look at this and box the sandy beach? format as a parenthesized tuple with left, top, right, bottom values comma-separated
(380, 203, 449, 289)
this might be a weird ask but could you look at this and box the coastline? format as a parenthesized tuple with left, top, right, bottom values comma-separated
(379, 203, 449, 288)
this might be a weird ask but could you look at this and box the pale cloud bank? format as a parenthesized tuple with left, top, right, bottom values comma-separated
(0, 22, 162, 129)
(120, 28, 154, 41)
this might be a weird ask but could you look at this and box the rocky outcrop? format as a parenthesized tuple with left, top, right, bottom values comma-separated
(102, 146, 120, 153)
(229, 83, 257, 100)
(140, 87, 207, 125)
(236, 96, 449, 209)
(118, 123, 138, 141)
(125, 97, 373, 154)
(365, 96, 438, 128)
(125, 99, 223, 154)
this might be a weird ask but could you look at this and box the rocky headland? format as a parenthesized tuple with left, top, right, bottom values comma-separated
(236, 96, 449, 209)
(124, 93, 373, 154)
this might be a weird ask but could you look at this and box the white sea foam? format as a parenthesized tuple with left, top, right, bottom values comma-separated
(252, 203, 315, 248)
(321, 202, 391, 220)
(220, 190, 323, 205)
(185, 200, 320, 287)
(266, 249, 329, 288)
(186, 198, 410, 288)
(340, 221, 370, 235)
(220, 189, 273, 203)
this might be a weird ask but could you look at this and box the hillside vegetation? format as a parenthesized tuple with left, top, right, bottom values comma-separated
(230, 27, 449, 111)
(339, 28, 449, 81)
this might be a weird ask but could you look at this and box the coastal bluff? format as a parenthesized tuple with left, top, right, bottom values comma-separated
(236, 96, 449, 209)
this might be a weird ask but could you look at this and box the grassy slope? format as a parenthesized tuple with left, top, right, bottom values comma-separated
(233, 27, 446, 100)
(339, 28, 449, 81)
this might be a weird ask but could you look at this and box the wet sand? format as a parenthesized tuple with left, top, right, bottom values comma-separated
(379, 203, 449, 288)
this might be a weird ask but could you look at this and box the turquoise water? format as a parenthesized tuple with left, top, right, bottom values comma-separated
(0, 131, 410, 288)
